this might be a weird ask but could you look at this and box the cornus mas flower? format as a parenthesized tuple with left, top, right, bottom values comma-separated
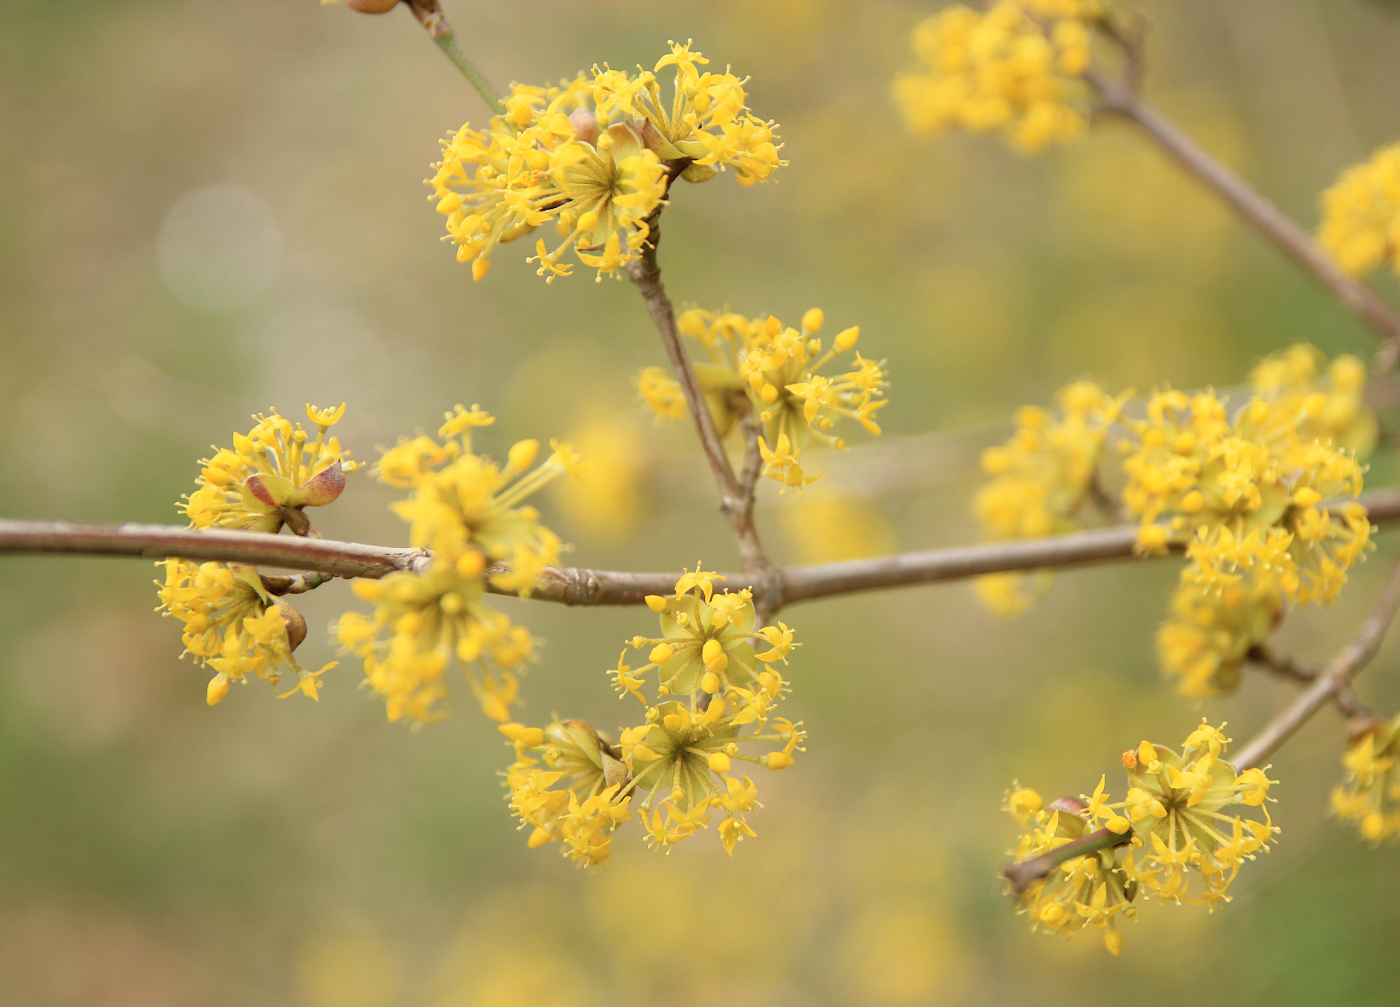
(160, 403, 352, 704)
(1121, 388, 1371, 605)
(634, 365, 686, 421)
(646, 306, 888, 489)
(1332, 714, 1400, 843)
(973, 380, 1128, 615)
(893, 1, 1098, 152)
(1107, 724, 1278, 908)
(1318, 142, 1400, 278)
(181, 404, 358, 534)
(1248, 344, 1377, 458)
(156, 559, 335, 705)
(334, 405, 579, 725)
(501, 565, 803, 864)
(427, 40, 783, 282)
(1004, 788, 1136, 956)
(1005, 722, 1277, 953)
(1155, 581, 1281, 699)
(501, 719, 632, 868)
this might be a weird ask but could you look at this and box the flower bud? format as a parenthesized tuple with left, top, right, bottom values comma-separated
(289, 463, 346, 508)
(764, 751, 795, 770)
(568, 106, 600, 145)
(645, 595, 668, 613)
(834, 326, 860, 351)
(275, 599, 308, 651)
(508, 439, 539, 471)
(708, 752, 731, 773)
(801, 307, 824, 333)
(207, 673, 230, 706)
(342, 0, 402, 12)
(649, 643, 675, 664)
(499, 722, 546, 747)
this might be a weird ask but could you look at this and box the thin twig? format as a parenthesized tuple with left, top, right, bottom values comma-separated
(6, 488, 1400, 608)
(1000, 824, 1132, 896)
(624, 214, 772, 576)
(405, 0, 504, 114)
(1246, 643, 1318, 684)
(1085, 67, 1400, 373)
(1232, 555, 1400, 771)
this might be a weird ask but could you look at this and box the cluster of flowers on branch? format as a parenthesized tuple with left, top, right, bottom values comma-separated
(638, 306, 888, 488)
(157, 405, 357, 704)
(972, 346, 1376, 699)
(335, 405, 580, 725)
(1333, 713, 1400, 843)
(893, 0, 1099, 151)
(1006, 721, 1276, 954)
(500, 566, 803, 867)
(427, 39, 784, 282)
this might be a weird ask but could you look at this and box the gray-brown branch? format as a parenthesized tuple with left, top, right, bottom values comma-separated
(1086, 68, 1400, 372)
(5, 487, 1400, 608)
(1232, 553, 1400, 771)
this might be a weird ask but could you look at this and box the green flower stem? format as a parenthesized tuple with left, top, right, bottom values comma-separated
(406, 0, 503, 115)
(433, 30, 504, 114)
(1000, 825, 1131, 896)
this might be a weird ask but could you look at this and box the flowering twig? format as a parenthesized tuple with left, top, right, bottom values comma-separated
(1085, 65, 1400, 373)
(405, 0, 504, 114)
(7, 488, 1400, 608)
(1000, 824, 1131, 896)
(624, 215, 772, 575)
(1232, 554, 1400, 771)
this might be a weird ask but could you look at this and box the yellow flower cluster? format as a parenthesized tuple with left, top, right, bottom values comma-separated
(427, 40, 783, 282)
(893, 1, 1097, 152)
(1318, 142, 1400, 278)
(974, 381, 1127, 615)
(642, 306, 887, 489)
(1155, 582, 1280, 698)
(1248, 343, 1377, 457)
(1007, 722, 1276, 954)
(181, 404, 357, 534)
(501, 565, 803, 867)
(160, 404, 355, 705)
(1332, 715, 1400, 843)
(335, 405, 581, 725)
(1123, 388, 1370, 605)
(156, 559, 334, 705)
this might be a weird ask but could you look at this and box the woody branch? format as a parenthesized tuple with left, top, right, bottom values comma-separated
(5, 487, 1400, 608)
(1084, 44, 1400, 372)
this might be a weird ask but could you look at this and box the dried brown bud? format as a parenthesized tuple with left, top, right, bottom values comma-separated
(275, 599, 308, 651)
(344, 0, 402, 13)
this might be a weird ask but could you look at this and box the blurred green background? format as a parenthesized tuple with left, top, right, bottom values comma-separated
(3, 0, 1400, 1003)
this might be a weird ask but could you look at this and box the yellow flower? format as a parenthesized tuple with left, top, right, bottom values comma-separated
(180, 404, 357, 534)
(893, 2, 1098, 152)
(973, 381, 1128, 614)
(1249, 343, 1377, 457)
(502, 719, 632, 868)
(504, 566, 804, 859)
(1004, 792, 1136, 955)
(1155, 581, 1282, 699)
(1331, 715, 1400, 844)
(1318, 142, 1400, 278)
(335, 405, 572, 725)
(428, 41, 782, 282)
(662, 305, 888, 487)
(634, 365, 686, 421)
(1096, 721, 1277, 907)
(1122, 388, 1370, 605)
(156, 558, 334, 705)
